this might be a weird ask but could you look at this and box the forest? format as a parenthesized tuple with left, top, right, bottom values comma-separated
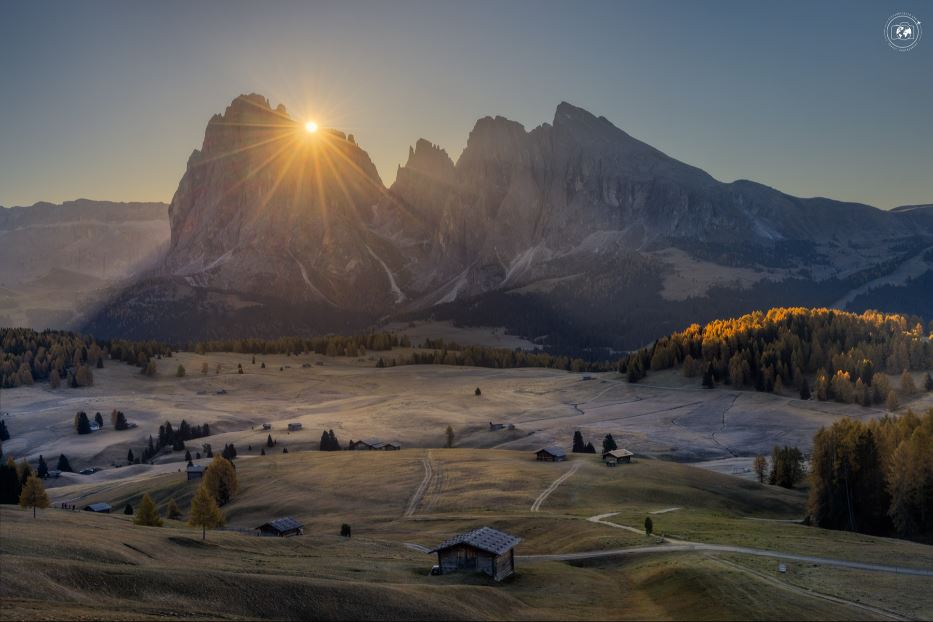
(0, 328, 173, 389)
(809, 408, 933, 540)
(620, 307, 932, 405)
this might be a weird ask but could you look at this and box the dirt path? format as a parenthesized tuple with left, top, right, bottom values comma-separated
(538, 512, 933, 578)
(403, 453, 434, 518)
(530, 462, 580, 512)
(709, 556, 908, 621)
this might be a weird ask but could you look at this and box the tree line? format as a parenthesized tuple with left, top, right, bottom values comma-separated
(190, 332, 406, 357)
(809, 407, 933, 539)
(0, 328, 172, 389)
(620, 308, 932, 405)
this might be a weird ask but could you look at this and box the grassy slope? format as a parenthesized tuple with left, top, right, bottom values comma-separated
(5, 449, 932, 619)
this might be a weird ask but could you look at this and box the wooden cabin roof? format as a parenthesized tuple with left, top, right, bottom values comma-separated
(429, 526, 521, 556)
(602, 449, 634, 459)
(537, 446, 566, 457)
(255, 517, 303, 532)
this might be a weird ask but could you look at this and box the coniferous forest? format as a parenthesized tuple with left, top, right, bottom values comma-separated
(809, 408, 933, 540)
(620, 308, 932, 406)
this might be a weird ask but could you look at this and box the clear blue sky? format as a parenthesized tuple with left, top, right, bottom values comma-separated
(1, 0, 930, 209)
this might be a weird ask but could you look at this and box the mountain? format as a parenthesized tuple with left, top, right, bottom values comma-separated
(0, 199, 169, 329)
(83, 96, 933, 347)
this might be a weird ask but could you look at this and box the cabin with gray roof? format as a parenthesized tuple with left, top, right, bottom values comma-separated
(350, 438, 401, 451)
(255, 517, 304, 537)
(428, 527, 521, 581)
(535, 447, 566, 462)
(187, 463, 206, 480)
(83, 502, 112, 513)
(602, 448, 634, 466)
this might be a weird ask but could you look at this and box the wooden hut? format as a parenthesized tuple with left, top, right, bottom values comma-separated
(255, 517, 304, 537)
(535, 447, 566, 462)
(187, 464, 206, 480)
(428, 527, 521, 581)
(350, 438, 401, 451)
(602, 448, 634, 466)
(83, 502, 112, 513)
(287, 423, 303, 432)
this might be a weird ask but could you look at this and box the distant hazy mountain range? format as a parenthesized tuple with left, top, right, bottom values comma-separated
(0, 200, 169, 330)
(4, 94, 930, 348)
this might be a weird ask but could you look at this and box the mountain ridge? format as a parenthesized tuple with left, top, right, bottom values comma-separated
(63, 94, 933, 345)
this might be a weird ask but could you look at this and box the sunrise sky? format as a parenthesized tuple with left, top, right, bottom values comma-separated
(1, 0, 930, 209)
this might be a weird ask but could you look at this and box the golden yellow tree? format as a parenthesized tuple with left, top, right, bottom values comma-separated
(202, 455, 238, 506)
(133, 493, 163, 527)
(188, 483, 225, 540)
(19, 475, 50, 518)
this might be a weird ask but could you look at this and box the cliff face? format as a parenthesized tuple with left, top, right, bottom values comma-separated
(163, 93, 399, 310)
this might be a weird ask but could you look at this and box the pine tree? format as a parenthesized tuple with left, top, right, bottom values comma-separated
(188, 483, 225, 540)
(644, 516, 653, 536)
(602, 434, 618, 454)
(799, 377, 811, 400)
(74, 412, 91, 435)
(133, 493, 163, 527)
(0, 420, 9, 441)
(36, 455, 48, 478)
(56, 454, 73, 472)
(702, 363, 715, 389)
(267, 434, 274, 448)
(475, 387, 482, 396)
(583, 442, 596, 454)
(340, 523, 352, 538)
(18, 476, 49, 518)
(260, 447, 266, 456)
(0, 457, 22, 504)
(124, 503, 134, 515)
(127, 449, 135, 463)
(184, 449, 192, 462)
(572, 431, 585, 453)
(445, 425, 455, 448)
(166, 498, 182, 520)
(94, 412, 104, 429)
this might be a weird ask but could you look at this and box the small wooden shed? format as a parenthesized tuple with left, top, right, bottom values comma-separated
(255, 517, 304, 537)
(187, 464, 206, 480)
(84, 502, 112, 513)
(535, 447, 566, 462)
(429, 526, 521, 581)
(350, 438, 401, 451)
(602, 448, 634, 466)
(287, 423, 303, 432)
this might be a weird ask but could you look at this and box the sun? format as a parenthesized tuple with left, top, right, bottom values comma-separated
(304, 121, 318, 133)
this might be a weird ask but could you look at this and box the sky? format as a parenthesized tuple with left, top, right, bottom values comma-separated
(1, 0, 930, 210)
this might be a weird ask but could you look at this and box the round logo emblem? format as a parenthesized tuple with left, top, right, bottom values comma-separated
(885, 12, 922, 51)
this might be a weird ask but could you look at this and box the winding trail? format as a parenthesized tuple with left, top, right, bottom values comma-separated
(404, 453, 434, 518)
(531, 462, 581, 512)
(535, 513, 933, 578)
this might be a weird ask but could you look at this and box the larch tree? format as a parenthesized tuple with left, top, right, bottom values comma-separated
(188, 483, 225, 540)
(753, 455, 768, 483)
(166, 498, 182, 520)
(203, 455, 238, 506)
(445, 425, 455, 448)
(133, 493, 163, 527)
(19, 475, 50, 518)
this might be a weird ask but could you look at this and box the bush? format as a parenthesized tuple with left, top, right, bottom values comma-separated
(340, 523, 352, 538)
